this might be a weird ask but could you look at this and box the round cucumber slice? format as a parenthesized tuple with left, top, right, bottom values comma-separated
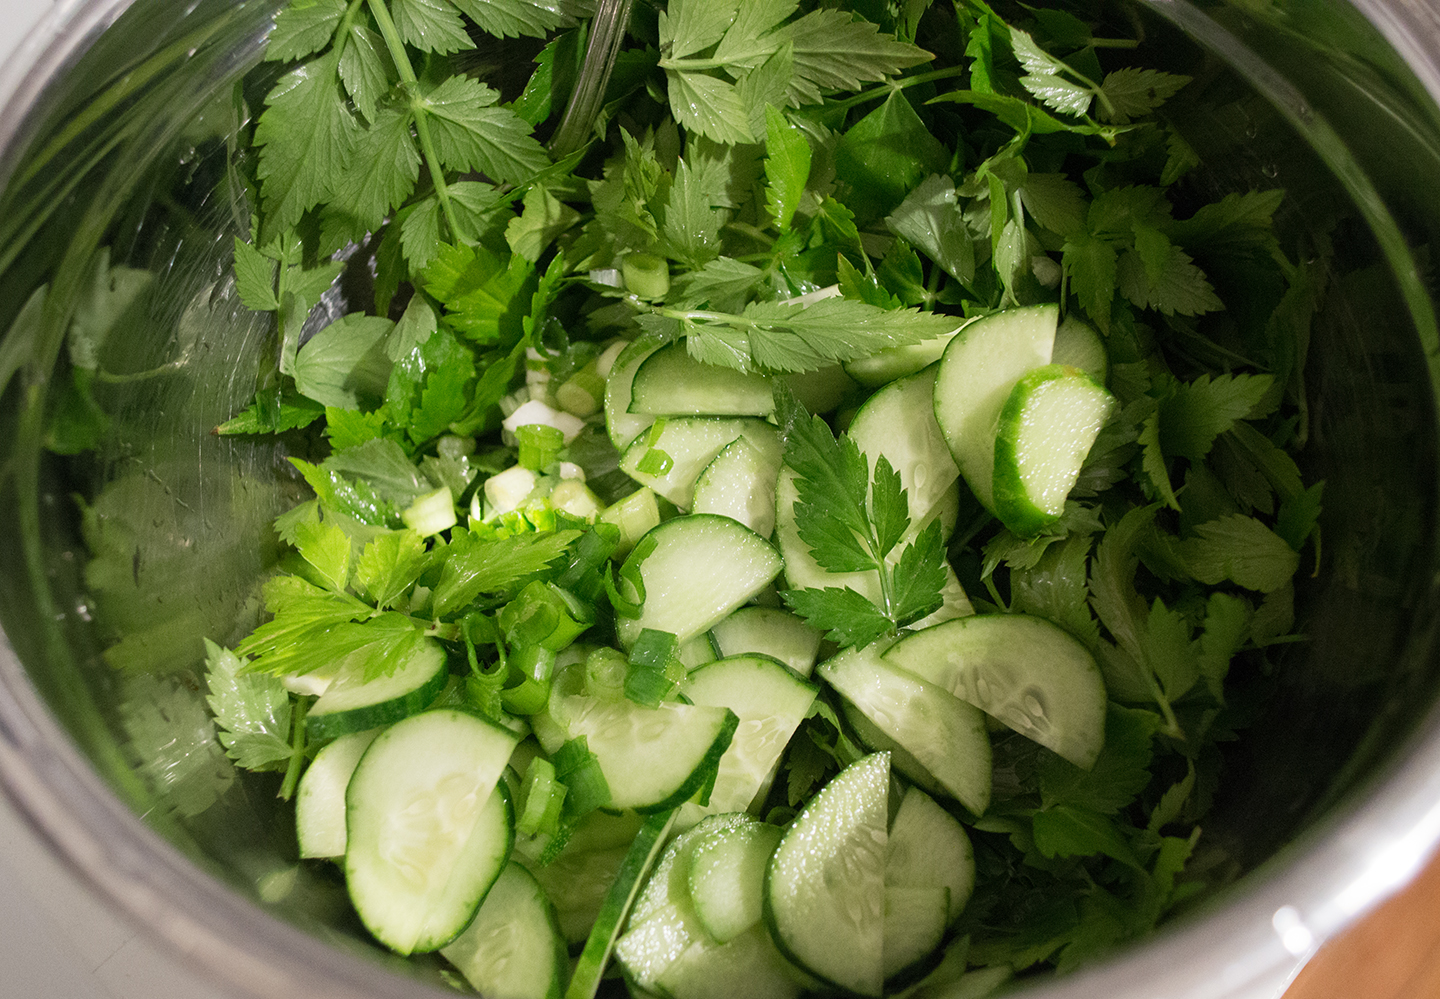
(606, 338, 663, 450)
(654, 924, 804, 999)
(344, 709, 519, 955)
(440, 861, 567, 999)
(296, 727, 381, 859)
(306, 637, 450, 742)
(847, 364, 960, 526)
(708, 607, 822, 677)
(883, 613, 1107, 769)
(887, 787, 974, 924)
(616, 514, 784, 647)
(680, 655, 818, 817)
(882, 886, 948, 984)
(629, 342, 775, 417)
(819, 641, 991, 815)
(544, 687, 739, 812)
(616, 813, 751, 991)
(992, 364, 1115, 537)
(765, 752, 891, 997)
(687, 817, 783, 943)
(933, 304, 1058, 509)
(692, 434, 785, 538)
(1050, 313, 1108, 383)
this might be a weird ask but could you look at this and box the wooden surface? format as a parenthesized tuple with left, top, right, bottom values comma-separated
(1283, 849, 1440, 999)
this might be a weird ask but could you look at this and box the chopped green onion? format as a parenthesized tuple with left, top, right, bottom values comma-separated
(635, 446, 673, 476)
(622, 251, 671, 299)
(625, 629, 679, 707)
(584, 647, 629, 701)
(400, 486, 456, 536)
(554, 524, 621, 601)
(516, 423, 566, 470)
(628, 629, 677, 670)
(516, 757, 566, 837)
(556, 366, 606, 417)
(553, 736, 611, 818)
(500, 580, 594, 651)
(598, 488, 661, 559)
(501, 675, 551, 715)
(511, 642, 557, 683)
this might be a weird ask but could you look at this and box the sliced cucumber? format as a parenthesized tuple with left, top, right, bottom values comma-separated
(654, 924, 803, 999)
(911, 565, 975, 630)
(708, 606, 822, 677)
(605, 339, 663, 450)
(883, 613, 1107, 769)
(440, 861, 567, 999)
(1050, 312, 1108, 383)
(819, 641, 991, 816)
(883, 887, 948, 983)
(783, 363, 856, 414)
(680, 655, 818, 817)
(774, 467, 879, 598)
(687, 817, 783, 943)
(909, 962, 1014, 999)
(599, 487, 662, 559)
(841, 701, 948, 801)
(847, 365, 960, 526)
(542, 690, 737, 812)
(567, 810, 679, 999)
(296, 727, 381, 859)
(775, 469, 958, 599)
(616, 515, 783, 648)
(677, 632, 720, 669)
(615, 813, 750, 990)
(520, 810, 642, 945)
(620, 417, 778, 507)
(844, 324, 963, 388)
(888, 788, 974, 924)
(992, 364, 1115, 536)
(306, 637, 450, 742)
(765, 752, 890, 997)
(345, 709, 519, 954)
(629, 342, 774, 417)
(691, 434, 784, 537)
(933, 304, 1058, 510)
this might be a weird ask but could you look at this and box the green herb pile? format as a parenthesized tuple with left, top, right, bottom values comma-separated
(69, 0, 1330, 988)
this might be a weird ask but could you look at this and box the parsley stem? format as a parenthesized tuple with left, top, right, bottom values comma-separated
(822, 66, 969, 114)
(366, 0, 466, 244)
(279, 697, 308, 801)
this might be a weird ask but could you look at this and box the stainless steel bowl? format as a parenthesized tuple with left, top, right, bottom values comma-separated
(2, 2, 1439, 997)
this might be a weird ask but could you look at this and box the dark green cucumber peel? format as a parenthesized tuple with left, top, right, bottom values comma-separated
(564, 809, 680, 999)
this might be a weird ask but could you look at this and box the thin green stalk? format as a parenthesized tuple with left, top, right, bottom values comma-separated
(823, 65, 970, 114)
(279, 697, 308, 801)
(366, 0, 466, 243)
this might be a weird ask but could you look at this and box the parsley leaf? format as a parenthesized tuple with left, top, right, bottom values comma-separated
(254, 48, 359, 239)
(886, 174, 976, 284)
(763, 105, 812, 233)
(1098, 67, 1190, 124)
(775, 385, 946, 645)
(1175, 515, 1299, 593)
(204, 639, 294, 772)
(1159, 373, 1273, 463)
(664, 295, 956, 374)
(430, 527, 581, 617)
(1039, 704, 1160, 814)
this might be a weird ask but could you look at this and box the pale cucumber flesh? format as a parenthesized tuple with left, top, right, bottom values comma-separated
(933, 304, 1058, 509)
(765, 752, 890, 997)
(883, 613, 1107, 769)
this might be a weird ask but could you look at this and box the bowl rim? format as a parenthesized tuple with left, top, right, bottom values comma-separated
(1, 1, 1439, 998)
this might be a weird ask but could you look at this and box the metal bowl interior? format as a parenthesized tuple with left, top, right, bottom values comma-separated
(1, 2, 1439, 998)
